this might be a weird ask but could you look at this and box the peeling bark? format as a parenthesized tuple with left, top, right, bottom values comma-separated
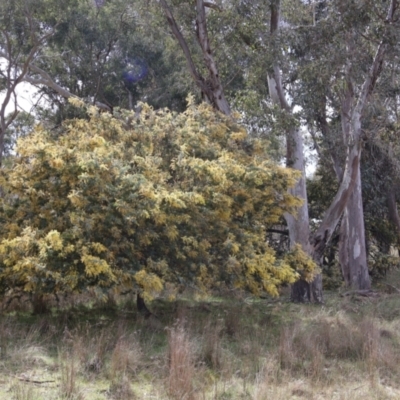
(315, 81, 370, 290)
(270, 0, 397, 301)
(312, 0, 397, 286)
(339, 167, 371, 289)
(312, 142, 361, 261)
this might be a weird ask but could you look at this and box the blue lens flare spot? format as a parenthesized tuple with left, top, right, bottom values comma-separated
(122, 58, 148, 84)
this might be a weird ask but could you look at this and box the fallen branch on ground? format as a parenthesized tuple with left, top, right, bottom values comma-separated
(340, 289, 380, 297)
(15, 376, 55, 384)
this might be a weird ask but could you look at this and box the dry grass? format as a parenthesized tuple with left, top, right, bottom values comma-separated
(109, 335, 142, 380)
(10, 382, 37, 400)
(201, 319, 223, 370)
(277, 310, 400, 388)
(59, 353, 84, 400)
(108, 375, 136, 400)
(167, 321, 196, 400)
(1, 287, 400, 399)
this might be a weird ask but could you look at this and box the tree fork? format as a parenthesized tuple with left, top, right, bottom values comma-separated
(159, 0, 230, 115)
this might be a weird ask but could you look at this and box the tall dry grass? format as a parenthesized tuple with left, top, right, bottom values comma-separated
(202, 319, 223, 370)
(167, 320, 196, 400)
(1, 292, 400, 399)
(59, 353, 84, 400)
(277, 311, 400, 388)
(10, 382, 37, 400)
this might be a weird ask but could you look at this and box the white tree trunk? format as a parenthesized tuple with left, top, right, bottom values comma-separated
(339, 165, 371, 289)
(311, 0, 397, 273)
(283, 126, 323, 302)
(269, 2, 321, 302)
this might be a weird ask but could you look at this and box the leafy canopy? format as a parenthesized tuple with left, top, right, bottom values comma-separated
(0, 98, 309, 298)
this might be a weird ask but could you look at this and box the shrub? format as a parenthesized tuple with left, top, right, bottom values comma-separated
(0, 97, 307, 299)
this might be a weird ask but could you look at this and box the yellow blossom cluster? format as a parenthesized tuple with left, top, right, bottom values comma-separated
(0, 98, 312, 298)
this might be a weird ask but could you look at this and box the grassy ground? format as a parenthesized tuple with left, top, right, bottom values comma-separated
(1, 279, 400, 399)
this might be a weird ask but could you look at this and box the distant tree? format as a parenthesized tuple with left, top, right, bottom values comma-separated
(0, 0, 63, 165)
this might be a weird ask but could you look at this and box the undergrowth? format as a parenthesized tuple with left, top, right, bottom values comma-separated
(1, 285, 400, 399)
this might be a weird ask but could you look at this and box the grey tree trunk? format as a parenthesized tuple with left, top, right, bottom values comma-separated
(310, 0, 397, 292)
(269, 1, 322, 302)
(284, 125, 323, 302)
(335, 73, 370, 290)
(339, 167, 371, 289)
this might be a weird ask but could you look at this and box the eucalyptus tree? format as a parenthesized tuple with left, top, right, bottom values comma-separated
(360, 57, 400, 254)
(294, 0, 400, 292)
(160, 0, 400, 300)
(41, 0, 197, 115)
(0, 0, 65, 165)
(0, 0, 193, 139)
(3, 0, 400, 300)
(250, 0, 400, 296)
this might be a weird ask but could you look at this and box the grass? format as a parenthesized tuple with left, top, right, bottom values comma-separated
(1, 281, 400, 399)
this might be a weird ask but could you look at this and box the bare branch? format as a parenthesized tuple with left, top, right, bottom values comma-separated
(24, 68, 112, 112)
(195, 0, 230, 114)
(354, 0, 398, 122)
(160, 0, 230, 114)
(269, 2, 291, 111)
(159, 0, 205, 91)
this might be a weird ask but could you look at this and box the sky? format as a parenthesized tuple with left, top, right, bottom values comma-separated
(0, 82, 41, 116)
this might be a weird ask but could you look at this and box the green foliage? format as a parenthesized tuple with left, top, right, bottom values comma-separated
(369, 251, 400, 279)
(36, 0, 192, 120)
(0, 99, 304, 298)
(4, 112, 36, 159)
(307, 167, 339, 223)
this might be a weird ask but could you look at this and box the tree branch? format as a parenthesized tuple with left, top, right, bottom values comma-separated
(160, 0, 230, 114)
(159, 0, 205, 92)
(268, 1, 291, 111)
(353, 0, 397, 123)
(25, 64, 112, 111)
(267, 228, 289, 236)
(195, 0, 231, 114)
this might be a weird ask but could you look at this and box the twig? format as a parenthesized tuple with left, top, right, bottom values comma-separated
(382, 282, 400, 293)
(340, 289, 379, 297)
(15, 376, 55, 384)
